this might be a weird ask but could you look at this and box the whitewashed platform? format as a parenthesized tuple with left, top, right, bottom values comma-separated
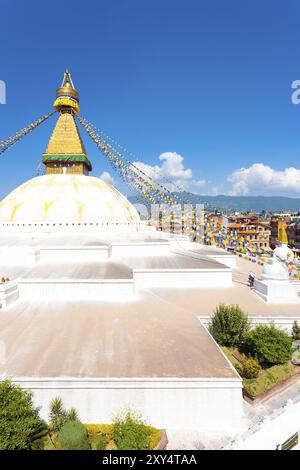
(253, 279, 299, 304)
(0, 280, 19, 308)
(18, 278, 134, 300)
(0, 235, 233, 301)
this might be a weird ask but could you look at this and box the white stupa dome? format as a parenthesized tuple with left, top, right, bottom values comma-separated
(260, 244, 292, 281)
(0, 175, 140, 224)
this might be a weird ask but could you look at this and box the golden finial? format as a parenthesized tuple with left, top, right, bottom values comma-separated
(60, 69, 75, 89)
(53, 70, 79, 113)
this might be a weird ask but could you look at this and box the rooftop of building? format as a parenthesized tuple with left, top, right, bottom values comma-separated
(0, 238, 299, 380)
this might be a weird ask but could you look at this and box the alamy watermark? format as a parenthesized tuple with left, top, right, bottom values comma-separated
(0, 80, 6, 104)
(133, 202, 205, 240)
(291, 80, 300, 104)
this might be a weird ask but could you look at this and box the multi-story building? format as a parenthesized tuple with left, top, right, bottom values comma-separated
(228, 219, 271, 249)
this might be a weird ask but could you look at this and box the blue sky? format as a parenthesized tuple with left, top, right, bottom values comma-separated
(1, 0, 300, 198)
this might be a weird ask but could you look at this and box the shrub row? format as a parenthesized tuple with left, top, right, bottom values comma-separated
(56, 411, 160, 450)
(243, 363, 295, 398)
(83, 422, 161, 450)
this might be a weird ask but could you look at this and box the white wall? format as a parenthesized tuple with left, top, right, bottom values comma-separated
(199, 316, 300, 333)
(253, 279, 299, 304)
(12, 377, 243, 431)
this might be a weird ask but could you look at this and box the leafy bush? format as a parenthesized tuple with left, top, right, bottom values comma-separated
(292, 321, 300, 340)
(241, 358, 261, 379)
(58, 421, 90, 450)
(146, 426, 161, 449)
(245, 324, 293, 366)
(105, 439, 118, 450)
(112, 410, 150, 450)
(95, 433, 106, 450)
(84, 423, 113, 436)
(84, 423, 161, 450)
(208, 304, 250, 346)
(243, 363, 295, 398)
(31, 435, 48, 450)
(0, 379, 47, 450)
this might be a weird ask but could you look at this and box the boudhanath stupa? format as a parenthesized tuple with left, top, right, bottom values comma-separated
(0, 72, 299, 446)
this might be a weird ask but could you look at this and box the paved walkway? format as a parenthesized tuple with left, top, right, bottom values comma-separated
(167, 375, 300, 450)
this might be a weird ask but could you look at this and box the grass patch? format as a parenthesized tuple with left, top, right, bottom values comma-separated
(221, 346, 245, 369)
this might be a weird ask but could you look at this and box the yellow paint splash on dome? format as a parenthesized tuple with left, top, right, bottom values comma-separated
(77, 202, 85, 221)
(91, 178, 105, 189)
(72, 176, 81, 193)
(44, 200, 55, 214)
(9, 204, 20, 222)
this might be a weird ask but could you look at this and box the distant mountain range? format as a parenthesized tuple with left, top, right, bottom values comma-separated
(129, 193, 300, 212)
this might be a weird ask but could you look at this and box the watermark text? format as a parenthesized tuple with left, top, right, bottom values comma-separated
(0, 80, 6, 104)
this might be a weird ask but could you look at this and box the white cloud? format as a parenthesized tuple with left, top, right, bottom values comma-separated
(227, 163, 300, 196)
(133, 152, 206, 193)
(100, 171, 115, 185)
(100, 159, 300, 198)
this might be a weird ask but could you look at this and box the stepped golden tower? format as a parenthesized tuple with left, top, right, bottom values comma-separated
(42, 70, 92, 175)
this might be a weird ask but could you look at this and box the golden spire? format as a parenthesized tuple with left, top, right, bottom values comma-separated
(53, 69, 80, 113)
(42, 71, 92, 175)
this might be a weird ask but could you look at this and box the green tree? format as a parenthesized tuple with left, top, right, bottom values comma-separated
(66, 407, 79, 423)
(292, 320, 300, 340)
(208, 303, 250, 346)
(49, 397, 80, 432)
(58, 421, 90, 450)
(49, 397, 66, 432)
(0, 379, 47, 450)
(245, 324, 293, 366)
(112, 410, 150, 450)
